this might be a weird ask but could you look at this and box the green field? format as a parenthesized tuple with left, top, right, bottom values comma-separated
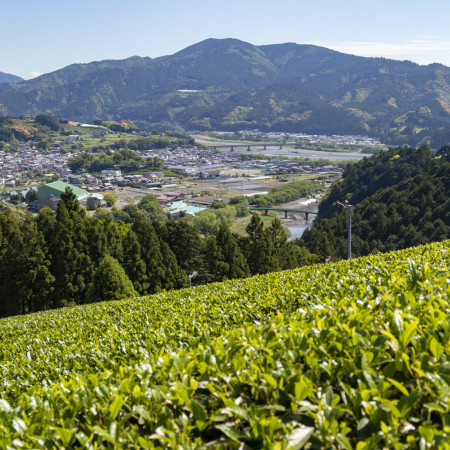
(0, 241, 448, 448)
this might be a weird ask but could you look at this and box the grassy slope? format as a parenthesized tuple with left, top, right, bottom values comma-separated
(0, 241, 448, 447)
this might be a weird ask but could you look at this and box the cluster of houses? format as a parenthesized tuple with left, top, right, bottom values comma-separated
(140, 146, 242, 179)
(50, 134, 80, 148)
(0, 145, 76, 187)
(262, 159, 341, 175)
(237, 130, 383, 146)
(59, 168, 165, 191)
(1, 138, 343, 219)
(135, 146, 340, 178)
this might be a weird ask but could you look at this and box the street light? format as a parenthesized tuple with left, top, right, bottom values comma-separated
(338, 201, 354, 260)
(188, 271, 197, 288)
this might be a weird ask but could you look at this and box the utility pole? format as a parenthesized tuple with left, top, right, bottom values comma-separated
(338, 201, 354, 259)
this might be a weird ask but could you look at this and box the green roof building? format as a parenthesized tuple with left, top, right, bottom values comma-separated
(168, 201, 206, 217)
(38, 181, 88, 200)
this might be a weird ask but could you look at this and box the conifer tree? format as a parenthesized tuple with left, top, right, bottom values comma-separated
(87, 217, 108, 266)
(122, 229, 147, 294)
(86, 255, 137, 303)
(156, 221, 209, 283)
(48, 188, 93, 306)
(266, 217, 287, 270)
(208, 224, 249, 281)
(159, 240, 188, 290)
(244, 214, 278, 275)
(0, 211, 54, 317)
(103, 216, 124, 261)
(131, 216, 165, 294)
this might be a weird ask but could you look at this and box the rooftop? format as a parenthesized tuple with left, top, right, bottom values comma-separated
(43, 181, 88, 198)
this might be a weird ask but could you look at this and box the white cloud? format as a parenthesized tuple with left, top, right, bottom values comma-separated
(29, 71, 41, 79)
(302, 38, 450, 66)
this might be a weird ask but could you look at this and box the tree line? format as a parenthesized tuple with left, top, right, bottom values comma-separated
(0, 189, 318, 318)
(251, 179, 323, 207)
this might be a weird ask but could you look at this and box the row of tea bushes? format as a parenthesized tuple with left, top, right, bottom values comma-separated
(0, 241, 448, 447)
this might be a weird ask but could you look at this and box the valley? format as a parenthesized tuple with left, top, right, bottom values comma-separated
(0, 27, 449, 449)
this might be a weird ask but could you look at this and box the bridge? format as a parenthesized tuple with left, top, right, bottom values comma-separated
(206, 143, 285, 151)
(250, 207, 319, 220)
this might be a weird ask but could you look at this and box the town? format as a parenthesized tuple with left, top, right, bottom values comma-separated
(0, 135, 342, 215)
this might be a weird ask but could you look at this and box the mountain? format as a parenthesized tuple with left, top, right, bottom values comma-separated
(0, 71, 23, 84)
(1, 38, 450, 141)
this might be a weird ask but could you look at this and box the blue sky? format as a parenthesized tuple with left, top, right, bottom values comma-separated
(2, 0, 450, 79)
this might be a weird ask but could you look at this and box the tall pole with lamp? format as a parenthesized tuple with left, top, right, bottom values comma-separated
(188, 271, 197, 288)
(338, 201, 354, 260)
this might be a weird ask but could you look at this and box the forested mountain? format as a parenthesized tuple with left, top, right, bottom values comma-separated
(0, 71, 23, 84)
(1, 39, 450, 143)
(301, 146, 450, 258)
(316, 145, 435, 220)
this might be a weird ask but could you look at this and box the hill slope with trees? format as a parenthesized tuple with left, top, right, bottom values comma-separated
(0, 71, 23, 84)
(301, 146, 450, 259)
(315, 145, 435, 220)
(1, 39, 450, 144)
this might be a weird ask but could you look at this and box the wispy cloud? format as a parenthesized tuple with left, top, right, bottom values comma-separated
(303, 38, 450, 65)
(29, 71, 41, 79)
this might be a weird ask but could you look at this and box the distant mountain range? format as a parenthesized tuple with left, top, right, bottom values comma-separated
(1, 38, 450, 142)
(0, 71, 23, 84)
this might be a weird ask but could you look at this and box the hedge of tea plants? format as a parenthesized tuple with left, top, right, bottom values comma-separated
(0, 241, 448, 448)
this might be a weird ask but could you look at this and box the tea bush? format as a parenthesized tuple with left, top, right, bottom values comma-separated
(0, 241, 448, 448)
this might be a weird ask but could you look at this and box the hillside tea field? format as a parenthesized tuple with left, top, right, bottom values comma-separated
(0, 241, 448, 448)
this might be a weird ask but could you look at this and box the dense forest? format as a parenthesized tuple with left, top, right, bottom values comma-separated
(316, 144, 435, 220)
(301, 145, 450, 258)
(0, 190, 318, 318)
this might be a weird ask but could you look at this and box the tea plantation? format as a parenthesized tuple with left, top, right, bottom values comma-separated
(0, 241, 448, 448)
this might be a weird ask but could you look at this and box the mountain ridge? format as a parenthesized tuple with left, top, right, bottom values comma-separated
(0, 71, 23, 84)
(1, 38, 450, 141)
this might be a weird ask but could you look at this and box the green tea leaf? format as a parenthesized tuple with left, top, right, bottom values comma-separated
(286, 426, 314, 449)
(215, 424, 241, 442)
(109, 394, 124, 420)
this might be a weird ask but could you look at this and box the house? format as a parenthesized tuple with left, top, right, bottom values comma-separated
(147, 171, 164, 180)
(101, 169, 122, 178)
(156, 192, 186, 205)
(67, 174, 84, 184)
(167, 201, 206, 217)
(86, 193, 104, 210)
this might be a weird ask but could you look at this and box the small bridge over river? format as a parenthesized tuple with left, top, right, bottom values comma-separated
(249, 207, 319, 220)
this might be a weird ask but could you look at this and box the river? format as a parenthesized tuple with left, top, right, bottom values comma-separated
(287, 220, 314, 241)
